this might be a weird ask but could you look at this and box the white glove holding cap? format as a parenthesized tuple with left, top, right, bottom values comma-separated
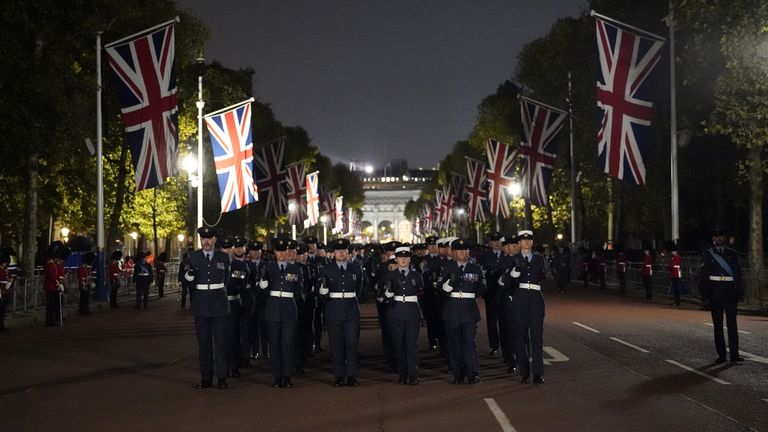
(259, 279, 269, 289)
(319, 285, 329, 295)
(184, 272, 195, 282)
(442, 280, 453, 293)
(384, 289, 394, 298)
(510, 268, 521, 278)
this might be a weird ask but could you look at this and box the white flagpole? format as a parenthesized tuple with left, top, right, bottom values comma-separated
(96, 32, 106, 301)
(568, 72, 577, 245)
(196, 56, 205, 246)
(667, 1, 680, 243)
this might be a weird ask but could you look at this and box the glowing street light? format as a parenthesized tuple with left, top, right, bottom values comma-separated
(364, 164, 373, 174)
(182, 154, 197, 175)
(130, 231, 138, 256)
(177, 233, 186, 243)
(507, 180, 522, 199)
(61, 226, 70, 243)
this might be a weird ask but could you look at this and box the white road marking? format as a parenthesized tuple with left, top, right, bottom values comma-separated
(572, 322, 601, 333)
(609, 337, 651, 353)
(484, 398, 518, 432)
(728, 349, 768, 365)
(680, 395, 760, 432)
(704, 322, 750, 335)
(665, 360, 730, 385)
(542, 346, 569, 365)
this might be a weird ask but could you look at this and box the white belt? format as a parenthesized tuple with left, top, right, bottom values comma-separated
(396, 295, 419, 303)
(227, 295, 240, 301)
(269, 291, 294, 298)
(709, 276, 734, 282)
(449, 292, 476, 299)
(196, 283, 225, 290)
(329, 292, 356, 299)
(519, 283, 541, 291)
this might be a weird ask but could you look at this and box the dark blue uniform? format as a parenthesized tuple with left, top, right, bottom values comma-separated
(225, 258, 248, 376)
(321, 260, 363, 382)
(186, 249, 230, 385)
(499, 253, 519, 370)
(306, 254, 326, 351)
(479, 249, 504, 354)
(422, 254, 443, 350)
(509, 251, 546, 381)
(440, 260, 485, 382)
(294, 260, 315, 371)
(247, 258, 268, 359)
(699, 247, 743, 362)
(261, 261, 303, 382)
(382, 267, 423, 382)
(133, 258, 152, 309)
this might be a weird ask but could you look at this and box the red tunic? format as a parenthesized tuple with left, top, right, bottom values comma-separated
(669, 254, 682, 279)
(641, 254, 653, 277)
(615, 253, 626, 273)
(44, 260, 66, 294)
(109, 262, 122, 284)
(77, 264, 90, 289)
(0, 266, 10, 296)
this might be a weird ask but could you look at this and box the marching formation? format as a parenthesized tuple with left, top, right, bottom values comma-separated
(181, 226, 550, 390)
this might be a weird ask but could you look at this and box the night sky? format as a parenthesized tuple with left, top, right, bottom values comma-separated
(175, 0, 588, 169)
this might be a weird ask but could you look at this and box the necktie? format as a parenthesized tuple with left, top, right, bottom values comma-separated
(525, 255, 530, 263)
(459, 265, 464, 272)
(280, 264, 285, 275)
(339, 265, 345, 274)
(206, 253, 211, 263)
(401, 269, 406, 277)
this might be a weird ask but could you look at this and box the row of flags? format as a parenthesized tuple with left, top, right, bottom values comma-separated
(104, 12, 664, 234)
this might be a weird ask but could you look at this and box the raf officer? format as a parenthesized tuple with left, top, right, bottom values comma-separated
(318, 238, 364, 387)
(699, 227, 744, 363)
(507, 230, 547, 384)
(479, 231, 505, 357)
(225, 237, 249, 378)
(184, 227, 231, 389)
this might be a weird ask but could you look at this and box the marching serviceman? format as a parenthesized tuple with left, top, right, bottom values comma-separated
(155, 252, 167, 298)
(479, 231, 505, 357)
(304, 236, 326, 353)
(507, 230, 547, 384)
(699, 227, 744, 363)
(259, 238, 303, 388)
(440, 238, 485, 384)
(375, 241, 398, 372)
(225, 237, 249, 378)
(318, 238, 364, 387)
(77, 252, 95, 315)
(184, 227, 231, 390)
(382, 246, 424, 385)
(246, 241, 268, 360)
(133, 251, 153, 310)
(109, 251, 123, 308)
(552, 244, 570, 294)
(499, 234, 520, 373)
(293, 243, 315, 374)
(421, 236, 443, 352)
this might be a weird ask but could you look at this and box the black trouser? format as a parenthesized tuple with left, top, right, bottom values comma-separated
(513, 291, 545, 378)
(225, 301, 242, 374)
(443, 320, 479, 380)
(46, 292, 62, 325)
(294, 300, 306, 369)
(239, 291, 254, 363)
(313, 301, 324, 348)
(156, 274, 165, 297)
(326, 319, 360, 378)
(617, 272, 626, 293)
(484, 289, 501, 351)
(376, 300, 394, 369)
(0, 294, 10, 329)
(180, 281, 189, 307)
(267, 320, 296, 380)
(135, 282, 149, 308)
(79, 286, 90, 314)
(599, 268, 606, 290)
(556, 272, 568, 292)
(710, 299, 739, 360)
(501, 301, 518, 368)
(109, 281, 120, 307)
(254, 305, 270, 357)
(298, 299, 315, 364)
(389, 319, 420, 379)
(194, 315, 227, 382)
(671, 279, 681, 303)
(421, 294, 439, 347)
(642, 276, 653, 300)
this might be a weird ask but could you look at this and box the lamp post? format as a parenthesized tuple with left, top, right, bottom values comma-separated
(288, 201, 297, 240)
(61, 227, 70, 244)
(182, 153, 198, 238)
(177, 233, 185, 260)
(195, 56, 205, 247)
(130, 231, 138, 257)
(507, 180, 522, 231)
(320, 215, 328, 244)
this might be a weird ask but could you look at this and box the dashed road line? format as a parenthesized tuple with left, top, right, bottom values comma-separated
(609, 337, 651, 353)
(572, 322, 601, 333)
(484, 398, 518, 432)
(704, 322, 750, 335)
(665, 360, 730, 385)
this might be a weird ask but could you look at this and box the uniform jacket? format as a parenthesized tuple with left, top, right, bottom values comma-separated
(382, 268, 423, 321)
(227, 258, 249, 297)
(261, 261, 302, 322)
(133, 260, 153, 286)
(509, 251, 547, 310)
(110, 261, 122, 284)
(44, 260, 65, 294)
(440, 260, 485, 323)
(615, 253, 627, 274)
(699, 247, 742, 302)
(669, 254, 682, 280)
(187, 249, 230, 318)
(321, 261, 363, 321)
(77, 264, 91, 289)
(479, 249, 504, 290)
(641, 254, 653, 277)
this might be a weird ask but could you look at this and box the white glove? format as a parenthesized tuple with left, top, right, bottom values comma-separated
(508, 295, 514, 302)
(497, 275, 504, 285)
(58, 284, 65, 292)
(510, 268, 521, 278)
(184, 272, 194, 282)
(442, 280, 453, 293)
(376, 296, 384, 303)
(319, 285, 329, 295)
(384, 289, 394, 298)
(259, 279, 269, 289)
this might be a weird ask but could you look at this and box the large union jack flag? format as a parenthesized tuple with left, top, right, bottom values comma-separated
(465, 157, 487, 222)
(283, 161, 307, 225)
(321, 187, 337, 226)
(451, 172, 467, 207)
(334, 196, 344, 233)
(433, 190, 445, 231)
(253, 137, 287, 218)
(520, 97, 568, 207)
(439, 185, 454, 229)
(204, 99, 257, 213)
(306, 171, 320, 226)
(594, 14, 664, 186)
(485, 139, 517, 218)
(105, 21, 178, 191)
(420, 204, 433, 234)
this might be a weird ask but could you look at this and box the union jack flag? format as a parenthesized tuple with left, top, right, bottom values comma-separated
(204, 99, 257, 213)
(485, 139, 518, 218)
(451, 172, 467, 207)
(283, 161, 307, 225)
(421, 204, 433, 234)
(253, 137, 287, 218)
(465, 157, 487, 222)
(440, 185, 454, 229)
(306, 171, 320, 226)
(335, 196, 344, 233)
(519, 97, 567, 207)
(105, 21, 178, 191)
(594, 13, 664, 186)
(434, 190, 445, 231)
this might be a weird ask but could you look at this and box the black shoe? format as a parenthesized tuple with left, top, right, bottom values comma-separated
(273, 379, 282, 388)
(521, 376, 529, 384)
(195, 380, 212, 389)
(295, 367, 305, 375)
(429, 344, 439, 351)
(346, 376, 359, 387)
(533, 375, 545, 384)
(251, 353, 260, 360)
(398, 377, 407, 385)
(730, 356, 745, 363)
(468, 375, 481, 384)
(507, 366, 518, 374)
(452, 377, 463, 385)
(229, 369, 240, 378)
(715, 357, 727, 364)
(489, 349, 499, 357)
(408, 376, 420, 385)
(283, 377, 293, 388)
(334, 377, 345, 387)
(216, 379, 228, 389)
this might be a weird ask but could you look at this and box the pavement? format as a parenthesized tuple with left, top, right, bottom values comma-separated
(1, 282, 767, 432)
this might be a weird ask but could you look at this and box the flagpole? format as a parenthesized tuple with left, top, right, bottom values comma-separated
(667, 0, 679, 243)
(196, 56, 205, 246)
(568, 72, 577, 245)
(95, 32, 106, 301)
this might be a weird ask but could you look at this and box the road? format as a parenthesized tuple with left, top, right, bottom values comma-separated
(1, 283, 766, 432)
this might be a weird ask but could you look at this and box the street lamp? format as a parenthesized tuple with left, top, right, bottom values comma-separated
(288, 201, 298, 240)
(320, 215, 328, 244)
(364, 164, 373, 174)
(177, 233, 186, 260)
(130, 231, 138, 257)
(507, 180, 522, 199)
(61, 226, 70, 243)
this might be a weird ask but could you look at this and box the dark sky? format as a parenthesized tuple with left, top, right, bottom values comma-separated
(175, 0, 587, 169)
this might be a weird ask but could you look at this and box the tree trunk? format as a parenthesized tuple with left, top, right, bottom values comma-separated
(747, 146, 764, 301)
(106, 140, 129, 252)
(21, 154, 39, 276)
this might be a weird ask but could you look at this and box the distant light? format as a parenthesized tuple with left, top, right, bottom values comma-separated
(556, 233, 563, 241)
(182, 154, 197, 175)
(60, 227, 70, 238)
(130, 231, 138, 240)
(320, 215, 328, 224)
(177, 233, 186, 242)
(364, 165, 373, 174)
(402, 174, 410, 181)
(288, 201, 297, 213)
(507, 180, 522, 198)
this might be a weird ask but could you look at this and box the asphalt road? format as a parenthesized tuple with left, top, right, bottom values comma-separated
(1, 283, 766, 432)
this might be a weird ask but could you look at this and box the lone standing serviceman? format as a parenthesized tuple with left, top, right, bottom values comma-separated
(184, 227, 231, 389)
